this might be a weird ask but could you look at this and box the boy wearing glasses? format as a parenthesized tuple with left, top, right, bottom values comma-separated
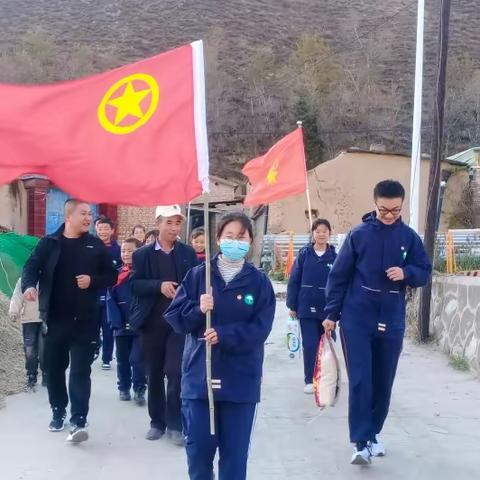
(323, 180, 431, 466)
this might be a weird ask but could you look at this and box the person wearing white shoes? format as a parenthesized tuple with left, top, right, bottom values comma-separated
(286, 219, 336, 394)
(323, 181, 431, 466)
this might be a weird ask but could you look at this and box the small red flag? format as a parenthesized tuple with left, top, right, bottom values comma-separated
(242, 128, 306, 206)
(0, 41, 209, 206)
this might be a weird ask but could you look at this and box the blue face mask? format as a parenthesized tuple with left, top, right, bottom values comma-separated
(219, 239, 250, 261)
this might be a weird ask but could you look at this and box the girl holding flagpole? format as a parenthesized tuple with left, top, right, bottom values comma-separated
(164, 211, 276, 480)
(286, 218, 337, 393)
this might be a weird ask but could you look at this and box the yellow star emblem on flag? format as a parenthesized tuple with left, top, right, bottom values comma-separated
(267, 161, 279, 185)
(98, 73, 160, 135)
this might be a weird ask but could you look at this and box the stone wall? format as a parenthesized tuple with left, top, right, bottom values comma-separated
(430, 275, 480, 373)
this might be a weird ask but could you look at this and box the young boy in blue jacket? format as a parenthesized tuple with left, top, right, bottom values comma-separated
(323, 180, 431, 466)
(287, 218, 336, 394)
(165, 212, 276, 480)
(96, 217, 122, 370)
(107, 237, 146, 405)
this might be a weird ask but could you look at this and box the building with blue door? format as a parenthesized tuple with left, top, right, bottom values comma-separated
(45, 188, 98, 234)
(15, 175, 117, 238)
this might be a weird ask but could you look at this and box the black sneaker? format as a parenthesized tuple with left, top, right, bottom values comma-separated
(48, 412, 66, 432)
(27, 376, 37, 389)
(119, 390, 131, 401)
(133, 389, 146, 406)
(66, 425, 89, 443)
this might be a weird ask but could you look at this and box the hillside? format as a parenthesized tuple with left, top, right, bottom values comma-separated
(0, 0, 479, 177)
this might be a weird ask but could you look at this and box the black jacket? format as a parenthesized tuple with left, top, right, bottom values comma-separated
(129, 241, 198, 331)
(22, 225, 118, 325)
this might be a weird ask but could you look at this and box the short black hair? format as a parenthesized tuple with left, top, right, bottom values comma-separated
(145, 229, 159, 239)
(123, 237, 142, 249)
(191, 227, 205, 240)
(131, 224, 146, 235)
(64, 198, 89, 216)
(94, 215, 107, 226)
(311, 218, 332, 233)
(96, 217, 114, 229)
(373, 180, 405, 200)
(216, 212, 253, 240)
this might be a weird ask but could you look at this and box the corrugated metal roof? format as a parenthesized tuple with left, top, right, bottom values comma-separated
(446, 147, 480, 167)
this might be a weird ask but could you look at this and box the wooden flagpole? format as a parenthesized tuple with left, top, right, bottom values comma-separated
(203, 197, 215, 434)
(297, 120, 313, 229)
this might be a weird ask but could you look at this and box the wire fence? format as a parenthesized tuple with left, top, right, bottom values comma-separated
(262, 230, 480, 274)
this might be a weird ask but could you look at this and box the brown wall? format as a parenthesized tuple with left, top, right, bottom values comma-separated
(117, 206, 156, 240)
(268, 152, 463, 234)
(116, 178, 240, 240)
(0, 183, 28, 234)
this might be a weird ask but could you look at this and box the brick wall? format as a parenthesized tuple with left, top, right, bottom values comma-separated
(117, 206, 156, 240)
(116, 178, 242, 240)
(23, 177, 50, 237)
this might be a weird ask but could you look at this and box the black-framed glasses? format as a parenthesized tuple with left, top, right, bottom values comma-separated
(376, 204, 402, 216)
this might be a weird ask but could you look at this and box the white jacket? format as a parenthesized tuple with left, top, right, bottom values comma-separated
(9, 279, 41, 324)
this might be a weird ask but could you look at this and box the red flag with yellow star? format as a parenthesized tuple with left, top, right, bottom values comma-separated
(242, 128, 306, 206)
(0, 41, 209, 205)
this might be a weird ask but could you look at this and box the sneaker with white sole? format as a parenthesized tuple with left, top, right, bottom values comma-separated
(369, 438, 386, 457)
(66, 425, 89, 443)
(351, 442, 372, 465)
(304, 383, 315, 394)
(48, 413, 66, 432)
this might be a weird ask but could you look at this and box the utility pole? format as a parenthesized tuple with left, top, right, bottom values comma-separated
(418, 0, 452, 342)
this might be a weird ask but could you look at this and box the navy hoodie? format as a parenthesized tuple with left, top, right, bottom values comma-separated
(164, 256, 276, 403)
(99, 240, 122, 304)
(286, 244, 337, 320)
(106, 273, 136, 337)
(325, 212, 431, 333)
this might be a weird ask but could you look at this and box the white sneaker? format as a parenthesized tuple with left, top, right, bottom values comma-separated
(304, 384, 315, 394)
(369, 439, 386, 457)
(66, 426, 89, 444)
(351, 444, 372, 465)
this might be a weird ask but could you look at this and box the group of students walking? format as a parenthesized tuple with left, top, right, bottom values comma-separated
(13, 179, 431, 478)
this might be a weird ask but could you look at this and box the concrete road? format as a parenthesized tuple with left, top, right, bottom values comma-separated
(1, 303, 479, 479)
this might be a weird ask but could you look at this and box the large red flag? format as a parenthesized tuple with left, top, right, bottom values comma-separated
(0, 41, 209, 205)
(242, 128, 307, 206)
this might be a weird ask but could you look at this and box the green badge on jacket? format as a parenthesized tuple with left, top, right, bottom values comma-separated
(244, 294, 254, 306)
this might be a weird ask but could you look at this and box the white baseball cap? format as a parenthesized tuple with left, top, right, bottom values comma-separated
(155, 204, 186, 220)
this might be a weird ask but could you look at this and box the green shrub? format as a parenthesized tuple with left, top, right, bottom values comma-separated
(269, 270, 287, 282)
(449, 354, 469, 372)
(435, 254, 480, 273)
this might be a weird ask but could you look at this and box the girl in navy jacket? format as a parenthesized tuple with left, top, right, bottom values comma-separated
(106, 238, 146, 405)
(323, 180, 431, 466)
(165, 212, 276, 480)
(286, 219, 336, 393)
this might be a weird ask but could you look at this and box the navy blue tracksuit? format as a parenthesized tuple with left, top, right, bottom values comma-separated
(99, 240, 122, 364)
(106, 268, 146, 394)
(287, 244, 336, 384)
(325, 213, 431, 443)
(165, 257, 276, 480)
